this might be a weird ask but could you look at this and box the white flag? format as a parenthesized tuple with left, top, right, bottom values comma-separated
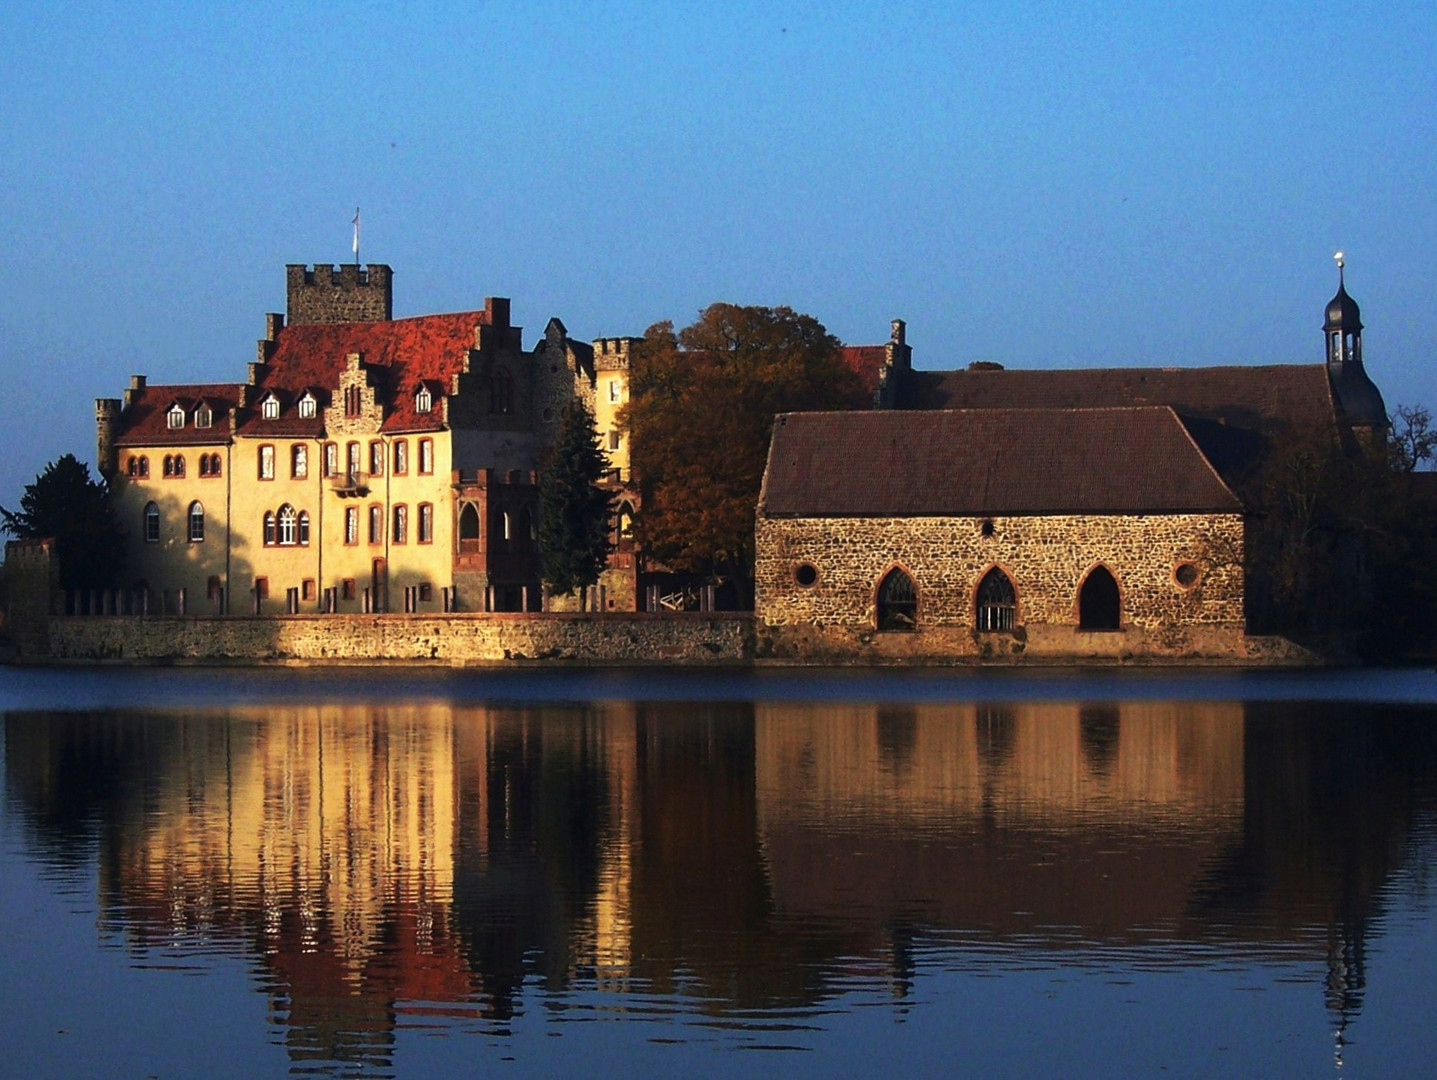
(352, 208, 361, 258)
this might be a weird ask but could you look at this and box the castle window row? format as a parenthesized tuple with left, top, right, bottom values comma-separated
(340, 503, 433, 546)
(166, 403, 213, 429)
(142, 500, 205, 543)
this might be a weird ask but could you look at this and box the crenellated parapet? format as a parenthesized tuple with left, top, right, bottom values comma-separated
(594, 337, 638, 372)
(285, 263, 393, 325)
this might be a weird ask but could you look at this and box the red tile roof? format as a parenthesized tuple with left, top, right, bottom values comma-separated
(761, 407, 1243, 517)
(240, 311, 489, 436)
(896, 364, 1338, 433)
(113, 384, 244, 447)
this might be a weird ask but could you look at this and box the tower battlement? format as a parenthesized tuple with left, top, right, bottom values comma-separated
(285, 263, 393, 325)
(593, 337, 639, 371)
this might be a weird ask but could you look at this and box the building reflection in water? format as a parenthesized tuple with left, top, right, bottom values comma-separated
(4, 698, 1433, 1071)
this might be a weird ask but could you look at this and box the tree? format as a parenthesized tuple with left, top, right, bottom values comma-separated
(538, 399, 615, 602)
(1, 454, 125, 591)
(1389, 404, 1437, 473)
(624, 303, 867, 603)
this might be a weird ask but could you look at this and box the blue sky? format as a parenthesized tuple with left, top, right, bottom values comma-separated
(2, 1, 1434, 508)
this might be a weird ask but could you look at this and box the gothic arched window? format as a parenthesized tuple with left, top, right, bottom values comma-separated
(975, 567, 1016, 631)
(187, 501, 205, 543)
(876, 567, 918, 631)
(143, 502, 160, 543)
(490, 368, 513, 414)
(277, 505, 297, 546)
(1078, 565, 1121, 630)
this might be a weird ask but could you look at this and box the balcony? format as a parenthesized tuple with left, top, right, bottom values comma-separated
(327, 471, 369, 497)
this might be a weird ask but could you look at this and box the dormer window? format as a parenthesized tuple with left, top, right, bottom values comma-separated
(415, 386, 433, 414)
(261, 395, 280, 420)
(195, 404, 213, 429)
(297, 393, 317, 419)
(167, 404, 186, 429)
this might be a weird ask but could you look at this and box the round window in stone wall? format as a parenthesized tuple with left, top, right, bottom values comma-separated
(1173, 562, 1201, 589)
(793, 562, 819, 587)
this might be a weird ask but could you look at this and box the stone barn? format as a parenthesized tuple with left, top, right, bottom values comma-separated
(754, 406, 1264, 662)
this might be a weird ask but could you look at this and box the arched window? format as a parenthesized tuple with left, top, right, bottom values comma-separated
(209, 454, 222, 477)
(459, 502, 480, 555)
(263, 511, 276, 546)
(976, 567, 1016, 631)
(143, 501, 160, 543)
(137, 456, 149, 478)
(392, 504, 407, 544)
(297, 393, 317, 419)
(167, 403, 186, 429)
(876, 567, 918, 631)
(291, 444, 307, 480)
(195, 404, 212, 429)
(163, 454, 175, 477)
(490, 368, 513, 414)
(518, 507, 534, 542)
(187, 501, 205, 543)
(297, 510, 310, 546)
(278, 504, 297, 546)
(415, 386, 432, 413)
(1078, 565, 1121, 630)
(261, 395, 280, 419)
(173, 454, 185, 477)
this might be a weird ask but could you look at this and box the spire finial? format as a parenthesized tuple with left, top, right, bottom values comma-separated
(1334, 250, 1345, 287)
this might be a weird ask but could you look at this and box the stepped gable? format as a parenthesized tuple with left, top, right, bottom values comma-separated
(839, 345, 888, 397)
(113, 383, 243, 446)
(896, 364, 1338, 433)
(241, 311, 490, 436)
(761, 407, 1242, 517)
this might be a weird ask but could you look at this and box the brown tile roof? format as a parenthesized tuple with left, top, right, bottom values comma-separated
(239, 311, 488, 436)
(839, 345, 888, 397)
(761, 407, 1243, 517)
(113, 384, 243, 447)
(896, 364, 1338, 434)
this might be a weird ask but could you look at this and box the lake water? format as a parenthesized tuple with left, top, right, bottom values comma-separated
(3, 666, 1436, 1078)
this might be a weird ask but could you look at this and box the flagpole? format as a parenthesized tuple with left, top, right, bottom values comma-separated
(352, 207, 361, 266)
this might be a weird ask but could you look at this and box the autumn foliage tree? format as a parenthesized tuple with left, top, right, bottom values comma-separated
(624, 303, 867, 602)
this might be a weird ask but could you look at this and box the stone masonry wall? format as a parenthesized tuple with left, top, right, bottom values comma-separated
(755, 512, 1247, 658)
(43, 612, 750, 665)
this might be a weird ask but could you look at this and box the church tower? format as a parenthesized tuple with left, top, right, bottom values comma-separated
(1323, 253, 1387, 433)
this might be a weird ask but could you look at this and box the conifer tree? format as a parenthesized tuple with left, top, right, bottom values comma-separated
(538, 400, 615, 602)
(1, 454, 125, 590)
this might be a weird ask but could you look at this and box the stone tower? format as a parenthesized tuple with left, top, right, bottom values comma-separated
(285, 264, 393, 325)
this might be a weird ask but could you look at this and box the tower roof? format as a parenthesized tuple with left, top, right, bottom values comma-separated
(1324, 281, 1363, 333)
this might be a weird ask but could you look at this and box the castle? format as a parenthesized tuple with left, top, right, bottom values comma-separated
(38, 258, 1388, 664)
(95, 264, 645, 617)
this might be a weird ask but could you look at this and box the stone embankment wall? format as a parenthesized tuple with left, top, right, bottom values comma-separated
(43, 612, 751, 664)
